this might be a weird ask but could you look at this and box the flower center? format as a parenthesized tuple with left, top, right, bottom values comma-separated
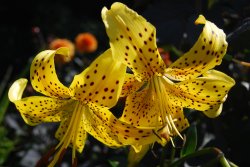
(150, 75, 183, 144)
(48, 101, 84, 167)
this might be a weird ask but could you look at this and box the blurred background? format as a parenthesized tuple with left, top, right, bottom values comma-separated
(1, 0, 250, 166)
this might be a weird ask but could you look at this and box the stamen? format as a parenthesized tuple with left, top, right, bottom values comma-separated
(151, 75, 183, 145)
(46, 102, 84, 167)
(170, 137, 176, 147)
(151, 76, 167, 125)
(169, 114, 183, 139)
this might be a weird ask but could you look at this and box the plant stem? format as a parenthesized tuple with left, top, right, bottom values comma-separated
(159, 146, 167, 167)
(169, 147, 233, 167)
(170, 147, 176, 163)
(232, 58, 250, 67)
(228, 160, 239, 167)
(0, 66, 13, 99)
(219, 156, 230, 167)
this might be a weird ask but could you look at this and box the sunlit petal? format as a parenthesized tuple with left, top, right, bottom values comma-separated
(120, 85, 162, 128)
(202, 103, 223, 118)
(121, 73, 145, 97)
(102, 2, 166, 81)
(85, 104, 160, 149)
(30, 47, 70, 98)
(12, 96, 74, 125)
(82, 104, 122, 147)
(8, 78, 28, 102)
(165, 15, 228, 81)
(163, 70, 235, 117)
(128, 144, 151, 166)
(69, 49, 126, 108)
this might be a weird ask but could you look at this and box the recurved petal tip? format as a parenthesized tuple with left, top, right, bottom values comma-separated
(195, 15, 206, 25)
(203, 103, 223, 118)
(8, 78, 28, 102)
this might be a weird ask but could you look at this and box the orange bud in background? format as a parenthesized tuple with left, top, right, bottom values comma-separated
(75, 33, 98, 53)
(49, 38, 75, 64)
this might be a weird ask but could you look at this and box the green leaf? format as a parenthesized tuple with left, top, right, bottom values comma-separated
(180, 124, 197, 157)
(108, 160, 119, 167)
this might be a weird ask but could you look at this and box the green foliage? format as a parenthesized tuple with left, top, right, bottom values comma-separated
(108, 160, 120, 167)
(0, 127, 14, 165)
(0, 92, 10, 123)
(180, 124, 197, 157)
(224, 54, 233, 61)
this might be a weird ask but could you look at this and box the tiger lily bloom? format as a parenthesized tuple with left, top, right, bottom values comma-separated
(8, 47, 160, 166)
(102, 2, 235, 145)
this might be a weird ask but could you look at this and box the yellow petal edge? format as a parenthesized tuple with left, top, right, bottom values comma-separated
(8, 78, 28, 102)
(195, 15, 206, 25)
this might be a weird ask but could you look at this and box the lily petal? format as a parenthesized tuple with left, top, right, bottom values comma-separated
(82, 104, 122, 147)
(120, 86, 162, 128)
(165, 15, 228, 81)
(12, 96, 73, 125)
(170, 106, 189, 132)
(9, 78, 73, 125)
(128, 144, 151, 166)
(8, 78, 28, 102)
(121, 73, 145, 97)
(85, 104, 160, 150)
(203, 103, 223, 118)
(102, 2, 166, 81)
(69, 49, 126, 108)
(163, 70, 235, 117)
(30, 47, 70, 98)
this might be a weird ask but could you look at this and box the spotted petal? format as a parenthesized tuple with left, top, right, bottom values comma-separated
(102, 2, 166, 81)
(85, 104, 160, 151)
(121, 86, 189, 143)
(163, 70, 235, 118)
(30, 47, 70, 98)
(8, 78, 73, 125)
(165, 15, 228, 81)
(168, 106, 189, 133)
(121, 73, 145, 97)
(120, 85, 162, 128)
(69, 49, 126, 108)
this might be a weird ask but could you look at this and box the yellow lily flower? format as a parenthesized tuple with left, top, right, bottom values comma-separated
(8, 47, 160, 166)
(102, 2, 235, 144)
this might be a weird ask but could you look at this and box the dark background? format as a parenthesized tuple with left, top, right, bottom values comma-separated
(1, 0, 250, 166)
